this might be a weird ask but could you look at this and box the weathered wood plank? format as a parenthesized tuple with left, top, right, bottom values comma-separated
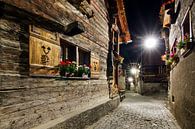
(0, 0, 112, 129)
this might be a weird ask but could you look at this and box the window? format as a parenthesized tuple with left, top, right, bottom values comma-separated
(178, 8, 193, 57)
(182, 13, 190, 39)
(171, 39, 177, 54)
(60, 42, 76, 62)
(67, 0, 93, 18)
(79, 48, 90, 65)
(60, 40, 90, 65)
(181, 9, 192, 42)
(86, 0, 90, 4)
(60, 39, 91, 78)
(114, 31, 119, 44)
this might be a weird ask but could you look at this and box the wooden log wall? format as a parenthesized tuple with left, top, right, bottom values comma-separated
(0, 0, 112, 128)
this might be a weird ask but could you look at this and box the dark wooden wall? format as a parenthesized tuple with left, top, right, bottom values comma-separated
(0, 0, 113, 129)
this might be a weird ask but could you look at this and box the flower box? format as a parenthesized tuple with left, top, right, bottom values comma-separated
(58, 60, 90, 78)
(177, 33, 194, 57)
(180, 41, 194, 57)
(163, 52, 179, 69)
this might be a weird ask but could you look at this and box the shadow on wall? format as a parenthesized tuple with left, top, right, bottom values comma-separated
(18, 24, 30, 76)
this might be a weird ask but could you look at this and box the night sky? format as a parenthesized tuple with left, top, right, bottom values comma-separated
(120, 0, 165, 66)
(124, 0, 162, 37)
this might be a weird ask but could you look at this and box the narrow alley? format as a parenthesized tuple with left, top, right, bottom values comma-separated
(86, 92, 181, 129)
(0, 0, 194, 129)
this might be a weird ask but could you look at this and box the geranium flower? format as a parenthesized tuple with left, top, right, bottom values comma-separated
(184, 33, 190, 42)
(65, 60, 72, 65)
(60, 61, 66, 65)
(170, 52, 174, 58)
(88, 64, 91, 68)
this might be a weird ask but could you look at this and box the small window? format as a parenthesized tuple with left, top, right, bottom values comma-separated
(79, 48, 90, 66)
(171, 39, 177, 54)
(183, 13, 190, 39)
(60, 42, 76, 62)
(86, 0, 90, 4)
(172, 95, 175, 102)
(60, 40, 90, 65)
(181, 9, 192, 42)
(67, 0, 93, 18)
(60, 39, 91, 78)
(114, 32, 118, 44)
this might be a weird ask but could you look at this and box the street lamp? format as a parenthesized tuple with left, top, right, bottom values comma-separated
(127, 77, 133, 82)
(130, 67, 137, 75)
(144, 36, 158, 49)
(141, 36, 158, 66)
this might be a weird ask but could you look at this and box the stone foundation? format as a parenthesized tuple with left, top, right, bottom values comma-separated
(32, 97, 119, 129)
(142, 82, 168, 95)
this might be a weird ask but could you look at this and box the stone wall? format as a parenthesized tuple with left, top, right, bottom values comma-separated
(170, 48, 195, 129)
(142, 82, 167, 95)
(169, 0, 195, 129)
(0, 1, 119, 129)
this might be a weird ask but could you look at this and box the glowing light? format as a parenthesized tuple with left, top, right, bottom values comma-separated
(127, 77, 133, 82)
(144, 36, 157, 49)
(131, 68, 137, 75)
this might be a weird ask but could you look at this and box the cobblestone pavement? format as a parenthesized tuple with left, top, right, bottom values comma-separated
(85, 92, 181, 129)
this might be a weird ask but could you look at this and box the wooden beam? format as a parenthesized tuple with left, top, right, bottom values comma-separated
(0, 2, 85, 36)
(67, 0, 94, 18)
(65, 21, 85, 36)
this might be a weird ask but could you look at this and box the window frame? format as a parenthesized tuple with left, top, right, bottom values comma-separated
(181, 8, 192, 42)
(60, 39, 91, 78)
(78, 47, 91, 66)
(60, 41, 77, 63)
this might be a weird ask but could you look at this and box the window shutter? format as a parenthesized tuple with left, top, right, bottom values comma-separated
(29, 25, 60, 76)
(90, 53, 100, 78)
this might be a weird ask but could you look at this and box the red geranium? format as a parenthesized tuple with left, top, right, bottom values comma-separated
(60, 61, 66, 65)
(170, 52, 174, 58)
(65, 60, 72, 65)
(88, 64, 91, 68)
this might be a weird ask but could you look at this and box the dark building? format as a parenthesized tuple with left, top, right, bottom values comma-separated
(0, 0, 130, 129)
(160, 0, 195, 129)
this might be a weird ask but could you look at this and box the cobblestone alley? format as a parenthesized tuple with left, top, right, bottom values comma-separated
(86, 92, 181, 129)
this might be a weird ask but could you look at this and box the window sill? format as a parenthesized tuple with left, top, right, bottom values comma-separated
(30, 74, 90, 80)
(58, 77, 90, 80)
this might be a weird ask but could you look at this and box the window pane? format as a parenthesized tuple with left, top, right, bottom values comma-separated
(183, 12, 190, 41)
(67, 45, 76, 61)
(79, 49, 90, 65)
(60, 41, 76, 62)
(183, 13, 189, 35)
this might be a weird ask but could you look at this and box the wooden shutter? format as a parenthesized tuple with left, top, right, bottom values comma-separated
(163, 9, 171, 28)
(90, 53, 100, 78)
(29, 25, 60, 76)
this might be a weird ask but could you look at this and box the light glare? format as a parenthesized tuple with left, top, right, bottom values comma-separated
(131, 68, 137, 75)
(128, 77, 133, 82)
(144, 37, 157, 49)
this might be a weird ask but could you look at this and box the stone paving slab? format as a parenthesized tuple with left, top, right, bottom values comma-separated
(85, 92, 181, 129)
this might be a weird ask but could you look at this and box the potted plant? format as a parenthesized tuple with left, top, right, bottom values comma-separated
(170, 52, 179, 63)
(177, 33, 191, 50)
(68, 61, 77, 77)
(59, 60, 77, 77)
(161, 53, 172, 66)
(177, 40, 186, 49)
(77, 64, 90, 78)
